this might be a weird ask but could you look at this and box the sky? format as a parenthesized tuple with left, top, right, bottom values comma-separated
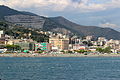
(0, 0, 120, 31)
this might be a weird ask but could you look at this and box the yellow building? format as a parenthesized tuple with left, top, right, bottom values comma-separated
(49, 37, 69, 50)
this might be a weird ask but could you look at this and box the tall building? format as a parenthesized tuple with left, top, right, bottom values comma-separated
(49, 37, 69, 50)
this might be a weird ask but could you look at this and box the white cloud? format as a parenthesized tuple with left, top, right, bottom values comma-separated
(1, 0, 120, 12)
(0, 0, 72, 11)
(76, 3, 105, 12)
(99, 22, 119, 28)
(75, 0, 120, 12)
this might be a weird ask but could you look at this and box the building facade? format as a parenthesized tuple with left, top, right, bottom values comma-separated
(49, 37, 69, 51)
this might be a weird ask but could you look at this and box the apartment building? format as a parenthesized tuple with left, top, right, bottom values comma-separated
(49, 37, 69, 50)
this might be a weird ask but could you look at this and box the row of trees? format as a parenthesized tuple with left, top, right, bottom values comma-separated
(60, 47, 111, 54)
(5, 45, 21, 51)
(96, 47, 111, 53)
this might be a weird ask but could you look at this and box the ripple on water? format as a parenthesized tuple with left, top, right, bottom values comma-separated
(0, 57, 120, 80)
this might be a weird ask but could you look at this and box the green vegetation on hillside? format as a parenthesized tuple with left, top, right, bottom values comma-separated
(0, 21, 49, 42)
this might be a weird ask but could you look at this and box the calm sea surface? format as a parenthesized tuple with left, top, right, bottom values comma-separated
(0, 57, 120, 80)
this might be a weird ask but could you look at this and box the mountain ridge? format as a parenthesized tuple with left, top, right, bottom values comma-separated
(0, 5, 120, 40)
(50, 16, 120, 39)
(0, 5, 37, 20)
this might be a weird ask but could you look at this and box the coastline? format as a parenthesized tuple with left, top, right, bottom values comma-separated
(0, 53, 120, 57)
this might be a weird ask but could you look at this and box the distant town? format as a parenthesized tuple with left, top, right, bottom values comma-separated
(0, 5, 120, 57)
(0, 29, 120, 56)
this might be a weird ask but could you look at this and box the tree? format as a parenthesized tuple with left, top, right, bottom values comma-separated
(96, 47, 111, 53)
(38, 50, 43, 54)
(65, 50, 73, 54)
(96, 48, 104, 53)
(67, 51, 73, 53)
(76, 50, 87, 53)
(60, 50, 65, 53)
(5, 45, 21, 51)
(104, 47, 111, 53)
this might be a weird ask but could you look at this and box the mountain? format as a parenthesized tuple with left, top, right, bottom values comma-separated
(50, 16, 120, 40)
(21, 11, 38, 16)
(0, 5, 120, 40)
(0, 5, 37, 20)
(70, 8, 120, 32)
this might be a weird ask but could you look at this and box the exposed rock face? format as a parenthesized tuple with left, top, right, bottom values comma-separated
(5, 15, 45, 29)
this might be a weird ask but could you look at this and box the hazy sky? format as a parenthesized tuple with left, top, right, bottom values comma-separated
(0, 0, 120, 31)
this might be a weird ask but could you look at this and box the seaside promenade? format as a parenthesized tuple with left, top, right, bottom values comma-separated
(0, 53, 120, 57)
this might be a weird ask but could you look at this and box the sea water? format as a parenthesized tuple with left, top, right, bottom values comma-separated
(0, 57, 120, 80)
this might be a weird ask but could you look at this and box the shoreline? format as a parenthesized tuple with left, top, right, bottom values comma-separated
(0, 53, 120, 57)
